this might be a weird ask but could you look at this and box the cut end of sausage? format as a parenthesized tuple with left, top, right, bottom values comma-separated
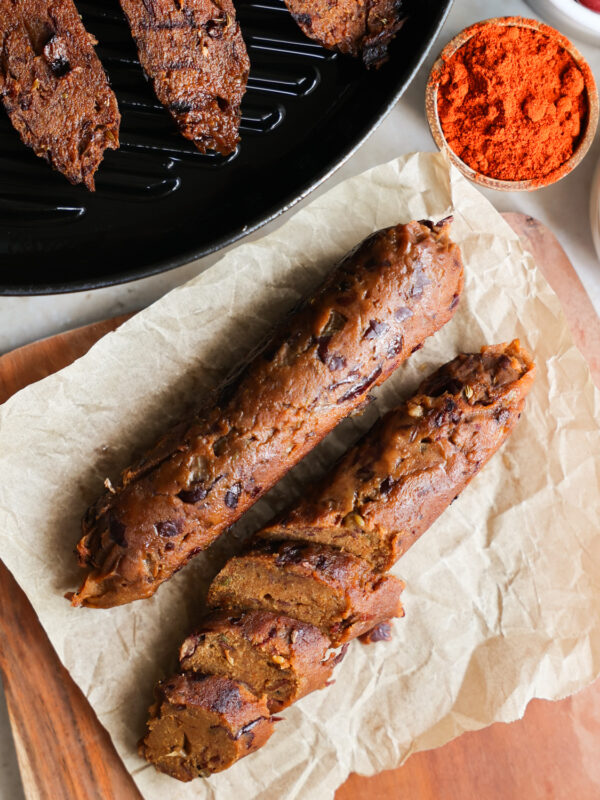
(139, 674, 273, 781)
(179, 610, 340, 712)
(0, 0, 121, 189)
(207, 540, 404, 644)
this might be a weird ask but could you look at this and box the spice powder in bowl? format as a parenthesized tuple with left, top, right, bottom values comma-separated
(427, 17, 598, 190)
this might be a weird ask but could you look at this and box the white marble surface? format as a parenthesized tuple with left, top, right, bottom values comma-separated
(1, 0, 600, 796)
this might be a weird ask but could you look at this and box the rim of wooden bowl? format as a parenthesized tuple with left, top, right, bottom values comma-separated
(425, 16, 599, 192)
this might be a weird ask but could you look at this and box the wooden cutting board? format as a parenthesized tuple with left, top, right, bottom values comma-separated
(1, 213, 599, 800)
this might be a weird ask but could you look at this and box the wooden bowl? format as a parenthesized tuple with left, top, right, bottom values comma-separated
(425, 16, 599, 192)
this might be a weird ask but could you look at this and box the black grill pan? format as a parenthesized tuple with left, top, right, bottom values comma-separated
(0, 0, 452, 294)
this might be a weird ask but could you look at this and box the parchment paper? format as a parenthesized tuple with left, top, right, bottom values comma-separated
(1, 152, 599, 800)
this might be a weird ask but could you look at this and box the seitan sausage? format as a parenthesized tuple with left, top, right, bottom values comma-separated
(285, 0, 405, 68)
(118, 0, 249, 155)
(0, 0, 120, 189)
(70, 219, 463, 609)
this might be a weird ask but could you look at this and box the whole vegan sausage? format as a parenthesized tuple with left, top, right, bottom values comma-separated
(259, 340, 537, 570)
(70, 219, 464, 608)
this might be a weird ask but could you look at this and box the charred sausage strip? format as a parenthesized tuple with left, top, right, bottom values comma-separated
(118, 0, 250, 154)
(285, 0, 405, 68)
(0, 0, 120, 189)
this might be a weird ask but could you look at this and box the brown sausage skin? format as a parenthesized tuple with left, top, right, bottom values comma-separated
(70, 219, 464, 608)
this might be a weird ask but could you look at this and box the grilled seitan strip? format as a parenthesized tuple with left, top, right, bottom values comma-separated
(285, 0, 405, 68)
(141, 341, 535, 781)
(0, 0, 120, 190)
(260, 340, 536, 570)
(119, 0, 249, 155)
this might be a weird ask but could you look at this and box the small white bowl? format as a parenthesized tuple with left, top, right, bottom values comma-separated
(525, 0, 600, 45)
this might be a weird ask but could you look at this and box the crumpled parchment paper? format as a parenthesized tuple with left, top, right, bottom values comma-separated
(1, 152, 599, 800)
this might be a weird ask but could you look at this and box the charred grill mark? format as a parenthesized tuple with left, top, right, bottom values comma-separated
(169, 100, 194, 113)
(206, 15, 229, 37)
(292, 12, 312, 28)
(138, 19, 196, 29)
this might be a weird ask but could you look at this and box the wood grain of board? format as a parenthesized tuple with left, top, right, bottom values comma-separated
(503, 212, 600, 384)
(0, 315, 134, 401)
(0, 563, 143, 800)
(0, 213, 599, 800)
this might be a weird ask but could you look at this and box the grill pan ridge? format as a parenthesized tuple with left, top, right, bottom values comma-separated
(0, 0, 453, 294)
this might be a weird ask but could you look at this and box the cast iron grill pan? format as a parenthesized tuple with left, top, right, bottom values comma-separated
(0, 0, 452, 293)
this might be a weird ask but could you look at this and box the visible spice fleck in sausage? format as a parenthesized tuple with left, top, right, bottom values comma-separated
(224, 483, 242, 509)
(178, 485, 208, 504)
(109, 516, 127, 547)
(363, 320, 389, 339)
(337, 367, 383, 404)
(156, 520, 182, 538)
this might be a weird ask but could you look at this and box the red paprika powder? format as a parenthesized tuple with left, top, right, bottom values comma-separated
(435, 20, 590, 183)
